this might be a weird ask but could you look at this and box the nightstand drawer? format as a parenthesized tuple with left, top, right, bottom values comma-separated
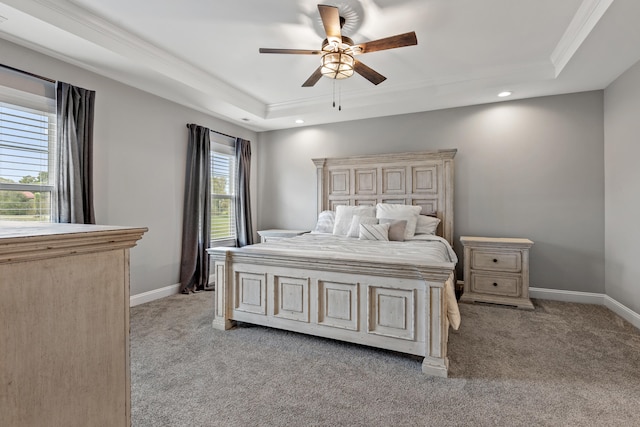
(470, 273, 521, 297)
(471, 250, 521, 272)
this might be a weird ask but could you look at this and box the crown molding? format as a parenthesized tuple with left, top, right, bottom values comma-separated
(0, 30, 268, 131)
(0, 0, 266, 117)
(550, 0, 614, 78)
(265, 59, 554, 118)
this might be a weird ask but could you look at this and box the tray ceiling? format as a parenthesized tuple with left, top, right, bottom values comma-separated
(0, 0, 639, 131)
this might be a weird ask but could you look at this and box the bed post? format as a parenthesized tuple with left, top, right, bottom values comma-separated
(442, 153, 455, 246)
(211, 250, 235, 330)
(421, 277, 450, 377)
(312, 158, 327, 214)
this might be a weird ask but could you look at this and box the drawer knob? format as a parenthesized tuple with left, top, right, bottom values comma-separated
(493, 258, 498, 263)
(493, 282, 498, 287)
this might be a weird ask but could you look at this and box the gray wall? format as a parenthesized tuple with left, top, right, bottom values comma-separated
(604, 59, 640, 314)
(1, 39, 258, 296)
(257, 92, 605, 293)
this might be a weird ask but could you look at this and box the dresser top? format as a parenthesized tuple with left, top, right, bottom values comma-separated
(460, 236, 534, 247)
(0, 221, 147, 263)
(0, 221, 146, 239)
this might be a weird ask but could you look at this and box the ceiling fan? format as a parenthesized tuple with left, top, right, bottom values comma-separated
(259, 4, 418, 87)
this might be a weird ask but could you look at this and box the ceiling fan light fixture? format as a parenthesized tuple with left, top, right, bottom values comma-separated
(321, 52, 354, 79)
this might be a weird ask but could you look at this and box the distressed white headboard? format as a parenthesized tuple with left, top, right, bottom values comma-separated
(312, 149, 456, 245)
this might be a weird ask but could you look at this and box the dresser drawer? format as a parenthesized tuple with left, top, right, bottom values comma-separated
(470, 273, 521, 297)
(471, 250, 521, 272)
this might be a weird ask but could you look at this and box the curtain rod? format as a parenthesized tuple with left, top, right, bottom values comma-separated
(185, 124, 235, 140)
(0, 63, 56, 84)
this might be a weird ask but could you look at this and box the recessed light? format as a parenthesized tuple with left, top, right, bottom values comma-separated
(498, 91, 512, 97)
(295, 119, 304, 124)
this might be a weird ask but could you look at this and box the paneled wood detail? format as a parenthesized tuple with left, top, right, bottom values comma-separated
(355, 199, 377, 206)
(355, 168, 376, 195)
(274, 276, 309, 322)
(313, 150, 456, 245)
(208, 149, 458, 378)
(329, 199, 350, 210)
(412, 199, 438, 215)
(381, 198, 407, 205)
(235, 272, 266, 315)
(382, 167, 405, 194)
(215, 262, 226, 321)
(368, 286, 415, 341)
(460, 236, 534, 310)
(0, 222, 146, 426)
(412, 165, 438, 194)
(318, 280, 359, 331)
(330, 169, 350, 196)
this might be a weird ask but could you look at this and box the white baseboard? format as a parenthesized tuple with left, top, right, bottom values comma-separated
(130, 283, 181, 307)
(528, 287, 605, 305)
(604, 295, 640, 330)
(529, 286, 639, 330)
(129, 275, 216, 307)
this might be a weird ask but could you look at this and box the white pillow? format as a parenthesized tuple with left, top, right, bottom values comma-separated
(313, 210, 335, 234)
(347, 215, 378, 238)
(359, 223, 390, 241)
(375, 203, 421, 240)
(415, 215, 441, 235)
(333, 205, 376, 236)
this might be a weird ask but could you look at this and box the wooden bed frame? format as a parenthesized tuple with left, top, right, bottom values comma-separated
(208, 149, 457, 377)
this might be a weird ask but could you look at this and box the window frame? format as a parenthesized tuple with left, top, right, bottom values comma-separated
(0, 83, 56, 222)
(210, 134, 237, 247)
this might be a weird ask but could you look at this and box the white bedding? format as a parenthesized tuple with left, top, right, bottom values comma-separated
(245, 233, 457, 266)
(242, 233, 461, 330)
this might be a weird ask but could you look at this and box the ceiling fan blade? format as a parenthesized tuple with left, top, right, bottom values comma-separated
(302, 67, 323, 87)
(259, 48, 323, 55)
(318, 4, 342, 43)
(354, 60, 387, 85)
(356, 31, 418, 54)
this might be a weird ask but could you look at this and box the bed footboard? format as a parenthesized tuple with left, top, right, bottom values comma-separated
(209, 248, 455, 377)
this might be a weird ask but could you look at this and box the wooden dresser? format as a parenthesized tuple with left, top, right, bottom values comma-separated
(0, 221, 146, 427)
(460, 236, 534, 310)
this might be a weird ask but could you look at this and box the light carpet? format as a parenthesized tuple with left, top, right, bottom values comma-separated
(130, 292, 640, 426)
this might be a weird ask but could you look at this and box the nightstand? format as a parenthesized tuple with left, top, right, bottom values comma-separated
(257, 229, 309, 243)
(460, 236, 534, 310)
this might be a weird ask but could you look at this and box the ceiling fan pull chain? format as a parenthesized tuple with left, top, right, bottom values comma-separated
(332, 79, 336, 108)
(339, 81, 342, 111)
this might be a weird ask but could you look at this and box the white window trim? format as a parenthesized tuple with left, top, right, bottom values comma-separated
(210, 133, 237, 247)
(0, 69, 56, 221)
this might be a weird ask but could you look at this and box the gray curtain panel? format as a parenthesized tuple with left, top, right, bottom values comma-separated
(235, 138, 254, 247)
(54, 81, 96, 224)
(179, 124, 211, 293)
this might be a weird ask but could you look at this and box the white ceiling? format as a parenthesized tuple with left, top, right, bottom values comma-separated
(0, 0, 639, 132)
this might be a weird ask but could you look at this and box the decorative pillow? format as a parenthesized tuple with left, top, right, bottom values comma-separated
(313, 210, 335, 234)
(358, 223, 390, 241)
(375, 203, 421, 240)
(415, 214, 441, 235)
(347, 215, 378, 238)
(333, 205, 376, 236)
(378, 218, 407, 242)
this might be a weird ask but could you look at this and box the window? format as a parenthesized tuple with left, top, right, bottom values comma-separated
(0, 69, 56, 222)
(210, 134, 236, 246)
